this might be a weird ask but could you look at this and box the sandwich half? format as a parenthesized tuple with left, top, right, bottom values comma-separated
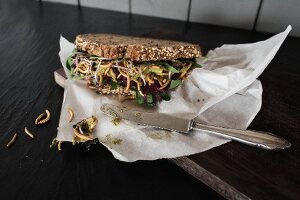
(66, 34, 202, 106)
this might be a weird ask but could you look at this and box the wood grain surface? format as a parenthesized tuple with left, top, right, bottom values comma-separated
(183, 34, 300, 200)
(0, 1, 225, 200)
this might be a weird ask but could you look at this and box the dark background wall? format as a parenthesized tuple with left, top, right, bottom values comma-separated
(43, 0, 300, 37)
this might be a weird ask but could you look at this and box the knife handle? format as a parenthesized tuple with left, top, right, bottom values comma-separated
(192, 122, 291, 150)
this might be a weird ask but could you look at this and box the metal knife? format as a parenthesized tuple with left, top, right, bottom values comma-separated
(100, 103, 291, 150)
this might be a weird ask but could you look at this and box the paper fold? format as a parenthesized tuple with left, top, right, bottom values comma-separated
(57, 26, 291, 162)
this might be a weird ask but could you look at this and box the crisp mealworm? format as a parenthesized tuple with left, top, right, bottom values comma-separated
(35, 113, 46, 125)
(179, 63, 192, 79)
(73, 127, 93, 141)
(109, 68, 116, 81)
(98, 74, 103, 87)
(57, 141, 63, 151)
(6, 133, 17, 148)
(104, 67, 110, 75)
(119, 95, 136, 102)
(117, 68, 127, 77)
(67, 108, 74, 123)
(124, 73, 131, 93)
(159, 80, 171, 90)
(101, 63, 112, 69)
(37, 110, 51, 124)
(24, 127, 34, 139)
(77, 66, 89, 74)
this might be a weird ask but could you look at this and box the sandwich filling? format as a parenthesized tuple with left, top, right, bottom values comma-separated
(66, 49, 201, 106)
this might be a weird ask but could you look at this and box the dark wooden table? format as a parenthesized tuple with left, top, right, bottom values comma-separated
(1, 1, 299, 200)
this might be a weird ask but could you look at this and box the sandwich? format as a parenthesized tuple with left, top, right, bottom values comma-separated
(66, 34, 202, 106)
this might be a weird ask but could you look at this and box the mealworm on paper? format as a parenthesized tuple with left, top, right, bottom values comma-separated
(67, 108, 74, 123)
(73, 127, 93, 141)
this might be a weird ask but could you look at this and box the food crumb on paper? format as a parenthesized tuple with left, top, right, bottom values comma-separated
(111, 117, 121, 126)
(145, 131, 172, 140)
(100, 134, 122, 145)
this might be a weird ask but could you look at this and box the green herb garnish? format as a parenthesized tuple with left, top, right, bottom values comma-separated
(159, 92, 171, 101)
(169, 80, 183, 89)
(191, 62, 202, 68)
(136, 91, 144, 105)
(146, 93, 154, 106)
(110, 80, 120, 90)
(66, 55, 73, 70)
(178, 58, 202, 68)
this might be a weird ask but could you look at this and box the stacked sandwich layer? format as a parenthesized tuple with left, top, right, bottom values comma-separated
(66, 34, 202, 106)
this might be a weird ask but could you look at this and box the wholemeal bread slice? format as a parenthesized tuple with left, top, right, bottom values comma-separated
(75, 33, 201, 61)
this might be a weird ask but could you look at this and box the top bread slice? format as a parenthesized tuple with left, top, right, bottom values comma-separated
(75, 34, 201, 61)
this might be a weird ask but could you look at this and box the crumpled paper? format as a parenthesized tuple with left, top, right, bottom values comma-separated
(57, 26, 291, 162)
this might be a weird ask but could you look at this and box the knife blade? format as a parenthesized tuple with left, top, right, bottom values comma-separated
(100, 103, 291, 150)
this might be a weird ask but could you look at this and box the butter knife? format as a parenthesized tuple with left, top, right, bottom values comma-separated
(100, 103, 291, 150)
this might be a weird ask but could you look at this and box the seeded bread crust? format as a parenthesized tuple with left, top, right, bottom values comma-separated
(75, 34, 201, 61)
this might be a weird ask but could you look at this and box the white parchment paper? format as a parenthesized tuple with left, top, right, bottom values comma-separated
(57, 26, 291, 162)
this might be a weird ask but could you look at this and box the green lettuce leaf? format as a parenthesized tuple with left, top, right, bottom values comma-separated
(169, 80, 183, 89)
(66, 55, 73, 70)
(191, 62, 202, 68)
(136, 91, 144, 105)
(153, 61, 179, 74)
(159, 92, 171, 101)
(178, 58, 202, 68)
(110, 80, 119, 90)
(146, 93, 154, 106)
